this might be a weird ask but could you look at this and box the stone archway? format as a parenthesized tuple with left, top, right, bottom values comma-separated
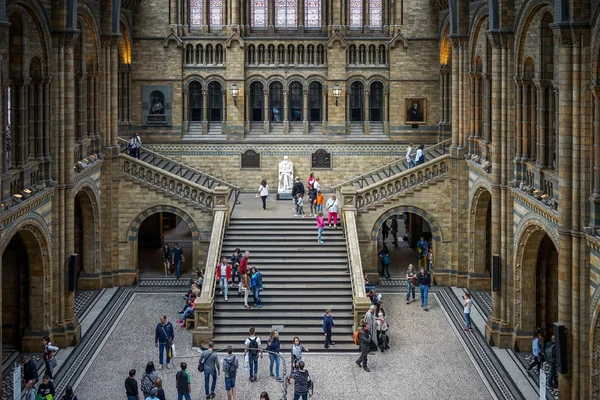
(513, 221, 558, 351)
(1, 219, 51, 352)
(74, 187, 100, 280)
(469, 186, 492, 289)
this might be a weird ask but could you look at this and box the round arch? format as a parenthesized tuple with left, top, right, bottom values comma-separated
(468, 185, 492, 288)
(514, 2, 553, 76)
(74, 186, 101, 276)
(370, 205, 444, 242)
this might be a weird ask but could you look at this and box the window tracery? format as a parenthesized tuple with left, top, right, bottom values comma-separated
(350, 0, 363, 28)
(252, 0, 268, 27)
(305, 0, 321, 28)
(210, 0, 223, 27)
(276, 0, 297, 28)
(370, 0, 382, 28)
(190, 0, 203, 28)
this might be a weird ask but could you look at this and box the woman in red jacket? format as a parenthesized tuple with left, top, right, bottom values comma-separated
(216, 256, 232, 301)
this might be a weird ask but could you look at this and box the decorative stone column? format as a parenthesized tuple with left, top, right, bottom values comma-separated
(43, 78, 51, 179)
(591, 87, 600, 229)
(18, 81, 29, 168)
(28, 83, 35, 161)
(283, 89, 289, 134)
(221, 90, 227, 134)
(321, 89, 327, 134)
(535, 81, 547, 169)
(202, 89, 209, 134)
(363, 89, 370, 135)
(182, 86, 189, 134)
(514, 79, 523, 181)
(36, 82, 43, 161)
(302, 89, 309, 134)
(383, 89, 389, 135)
(529, 83, 537, 163)
(263, 89, 270, 134)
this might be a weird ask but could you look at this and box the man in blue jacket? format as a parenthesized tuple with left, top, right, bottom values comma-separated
(323, 309, 335, 349)
(155, 315, 175, 369)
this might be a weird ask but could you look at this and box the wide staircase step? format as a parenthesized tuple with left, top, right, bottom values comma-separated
(212, 217, 356, 352)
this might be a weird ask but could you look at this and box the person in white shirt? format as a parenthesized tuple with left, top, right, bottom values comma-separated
(325, 194, 340, 228)
(257, 179, 269, 211)
(463, 292, 473, 332)
(406, 143, 415, 169)
(415, 144, 425, 165)
(313, 178, 321, 191)
(130, 133, 142, 159)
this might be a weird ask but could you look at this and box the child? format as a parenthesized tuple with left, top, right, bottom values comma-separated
(295, 193, 305, 217)
(316, 212, 325, 244)
(316, 190, 325, 213)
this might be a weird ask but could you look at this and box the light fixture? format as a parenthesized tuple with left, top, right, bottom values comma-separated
(230, 83, 239, 106)
(332, 84, 341, 106)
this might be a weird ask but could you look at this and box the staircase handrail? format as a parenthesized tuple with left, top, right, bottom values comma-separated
(120, 154, 217, 210)
(354, 154, 451, 210)
(331, 138, 452, 190)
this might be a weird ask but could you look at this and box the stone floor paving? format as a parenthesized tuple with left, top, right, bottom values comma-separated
(71, 292, 495, 400)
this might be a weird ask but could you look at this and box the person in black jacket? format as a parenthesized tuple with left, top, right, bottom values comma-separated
(21, 355, 38, 385)
(291, 177, 305, 211)
(37, 375, 55, 398)
(355, 323, 371, 372)
(155, 315, 175, 369)
(417, 267, 431, 311)
(125, 369, 139, 400)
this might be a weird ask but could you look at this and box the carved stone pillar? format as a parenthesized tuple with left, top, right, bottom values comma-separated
(529, 83, 537, 163)
(363, 89, 370, 134)
(43, 79, 51, 179)
(514, 79, 522, 179)
(202, 89, 209, 134)
(182, 87, 189, 134)
(283, 89, 289, 134)
(521, 82, 529, 161)
(36, 82, 43, 161)
(28, 83, 35, 161)
(535, 82, 547, 168)
(302, 89, 309, 134)
(383, 89, 389, 135)
(18, 81, 29, 167)
(321, 89, 327, 134)
(263, 89, 270, 134)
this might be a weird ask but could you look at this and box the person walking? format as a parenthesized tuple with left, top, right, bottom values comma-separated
(363, 306, 377, 343)
(545, 335, 558, 389)
(257, 179, 269, 211)
(316, 212, 325, 244)
(375, 302, 389, 352)
(241, 269, 252, 309)
(24, 380, 36, 400)
(250, 266, 263, 308)
(295, 193, 305, 217)
(130, 132, 142, 159)
(381, 221, 389, 243)
(141, 361, 159, 398)
(61, 386, 78, 400)
(176, 362, 192, 400)
(153, 378, 166, 400)
(21, 355, 39, 385)
(379, 244, 390, 280)
(323, 309, 335, 349)
(308, 182, 317, 216)
(230, 248, 243, 284)
(41, 336, 58, 380)
(416, 236, 428, 270)
(406, 143, 415, 169)
(415, 144, 425, 165)
(427, 247, 434, 271)
(238, 251, 250, 295)
(155, 315, 175, 369)
(417, 267, 431, 311)
(200, 341, 220, 399)
(125, 369, 140, 400)
(463, 292, 473, 332)
(313, 177, 322, 192)
(406, 264, 417, 304)
(216, 256, 232, 301)
(291, 177, 305, 215)
(355, 322, 371, 372)
(325, 194, 340, 228)
(245, 327, 263, 382)
(223, 345, 239, 400)
(315, 190, 325, 214)
(266, 330, 282, 381)
(526, 328, 544, 374)
(391, 217, 399, 247)
(289, 361, 312, 400)
(290, 337, 309, 376)
(162, 244, 171, 277)
(171, 243, 185, 279)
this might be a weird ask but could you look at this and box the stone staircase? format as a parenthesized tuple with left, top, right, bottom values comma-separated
(183, 122, 203, 140)
(212, 217, 356, 352)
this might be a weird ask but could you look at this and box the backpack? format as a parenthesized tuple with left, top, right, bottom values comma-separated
(353, 331, 360, 345)
(545, 344, 555, 363)
(248, 337, 259, 356)
(225, 356, 238, 377)
(140, 373, 154, 396)
(381, 253, 390, 265)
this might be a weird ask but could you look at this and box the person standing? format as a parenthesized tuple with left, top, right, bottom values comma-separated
(162, 244, 171, 277)
(216, 256, 232, 301)
(363, 306, 377, 342)
(323, 309, 335, 349)
(21, 355, 39, 385)
(290, 337, 309, 376)
(200, 341, 220, 399)
(415, 144, 425, 165)
(379, 244, 390, 280)
(289, 361, 312, 400)
(241, 269, 252, 309)
(140, 362, 159, 398)
(238, 251, 250, 295)
(245, 327, 263, 382)
(316, 212, 325, 244)
(153, 378, 166, 400)
(130, 133, 142, 159)
(406, 143, 415, 169)
(391, 217, 399, 247)
(308, 182, 317, 216)
(24, 379, 37, 400)
(260, 392, 270, 400)
(176, 362, 192, 400)
(171, 243, 185, 280)
(37, 375, 55, 399)
(545, 335, 558, 389)
(125, 369, 140, 400)
(250, 266, 263, 308)
(266, 330, 282, 381)
(155, 315, 175, 369)
(405, 264, 417, 304)
(230, 248, 243, 284)
(463, 292, 473, 332)
(223, 346, 239, 400)
(291, 177, 305, 207)
(527, 328, 544, 374)
(315, 190, 325, 214)
(427, 247, 433, 271)
(381, 221, 389, 243)
(295, 193, 305, 217)
(355, 323, 371, 372)
(145, 388, 159, 400)
(257, 179, 269, 211)
(375, 302, 388, 352)
(307, 172, 315, 190)
(325, 194, 340, 228)
(417, 236, 428, 269)
(41, 336, 58, 380)
(417, 267, 431, 311)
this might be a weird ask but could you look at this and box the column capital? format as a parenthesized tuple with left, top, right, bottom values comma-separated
(593, 86, 600, 100)
(448, 34, 468, 49)
(53, 29, 80, 47)
(485, 29, 513, 49)
(550, 23, 590, 47)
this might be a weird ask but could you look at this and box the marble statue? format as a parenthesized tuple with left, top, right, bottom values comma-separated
(278, 156, 294, 192)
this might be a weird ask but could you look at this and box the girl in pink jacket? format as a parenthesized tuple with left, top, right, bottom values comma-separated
(316, 212, 325, 244)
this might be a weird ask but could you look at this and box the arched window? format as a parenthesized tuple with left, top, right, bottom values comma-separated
(270, 82, 283, 122)
(305, 0, 321, 28)
(309, 81, 322, 121)
(250, 82, 264, 121)
(210, 0, 223, 28)
(369, 82, 383, 121)
(252, 0, 268, 27)
(190, 0, 203, 28)
(350, 82, 364, 122)
(369, 0, 382, 28)
(289, 81, 303, 122)
(276, 0, 297, 28)
(350, 0, 363, 28)
(208, 81, 222, 121)
(189, 81, 203, 121)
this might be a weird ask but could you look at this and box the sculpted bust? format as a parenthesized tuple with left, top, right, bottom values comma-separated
(278, 156, 294, 192)
(150, 97, 164, 114)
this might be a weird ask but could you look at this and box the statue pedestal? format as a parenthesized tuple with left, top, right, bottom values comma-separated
(277, 191, 293, 200)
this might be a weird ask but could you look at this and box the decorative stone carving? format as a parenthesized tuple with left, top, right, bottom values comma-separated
(278, 156, 294, 193)
(241, 150, 260, 169)
(311, 149, 331, 169)
(142, 85, 172, 126)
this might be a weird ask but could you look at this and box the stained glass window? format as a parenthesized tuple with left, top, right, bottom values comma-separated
(369, 0, 382, 28)
(305, 0, 321, 28)
(350, 0, 363, 28)
(210, 0, 222, 27)
(190, 0, 203, 28)
(252, 1, 268, 27)
(276, 0, 297, 28)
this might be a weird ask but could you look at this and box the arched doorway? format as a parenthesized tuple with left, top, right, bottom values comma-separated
(208, 81, 222, 122)
(308, 81, 322, 121)
(469, 188, 492, 289)
(189, 81, 203, 121)
(289, 81, 303, 122)
(270, 81, 283, 122)
(137, 212, 193, 278)
(74, 189, 98, 284)
(369, 81, 383, 122)
(250, 81, 264, 121)
(350, 81, 364, 121)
